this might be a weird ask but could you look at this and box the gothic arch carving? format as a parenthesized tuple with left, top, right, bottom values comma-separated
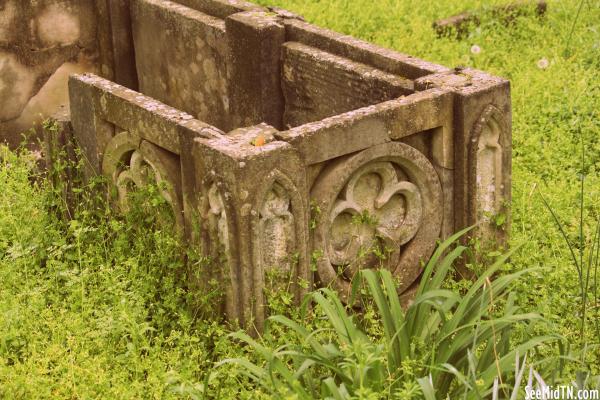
(469, 104, 510, 242)
(251, 170, 308, 323)
(201, 179, 241, 320)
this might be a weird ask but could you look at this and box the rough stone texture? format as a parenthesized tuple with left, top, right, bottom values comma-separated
(43, 108, 78, 219)
(131, 0, 230, 130)
(56, 0, 512, 329)
(0, 0, 98, 147)
(283, 18, 451, 80)
(415, 68, 512, 249)
(101, 131, 185, 227)
(174, 0, 263, 19)
(226, 11, 285, 129)
(107, 0, 139, 89)
(193, 124, 310, 330)
(276, 88, 453, 165)
(69, 73, 222, 234)
(281, 42, 414, 127)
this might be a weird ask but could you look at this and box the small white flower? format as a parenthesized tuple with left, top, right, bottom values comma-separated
(470, 45, 481, 55)
(537, 58, 549, 69)
(31, 150, 43, 161)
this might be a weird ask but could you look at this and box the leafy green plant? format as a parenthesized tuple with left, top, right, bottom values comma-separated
(351, 210, 379, 227)
(221, 228, 559, 399)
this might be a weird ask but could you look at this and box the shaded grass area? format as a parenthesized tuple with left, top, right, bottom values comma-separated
(1, 0, 599, 398)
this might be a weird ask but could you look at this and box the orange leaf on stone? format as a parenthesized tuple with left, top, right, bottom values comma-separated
(254, 134, 266, 147)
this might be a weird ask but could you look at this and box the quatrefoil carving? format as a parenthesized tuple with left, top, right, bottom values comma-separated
(328, 162, 422, 278)
(102, 130, 183, 228)
(114, 149, 172, 209)
(311, 142, 443, 300)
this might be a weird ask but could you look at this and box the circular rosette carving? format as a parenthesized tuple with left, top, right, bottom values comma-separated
(311, 142, 442, 300)
(102, 131, 183, 228)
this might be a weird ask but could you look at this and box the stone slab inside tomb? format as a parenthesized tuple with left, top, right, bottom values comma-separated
(0, 0, 511, 329)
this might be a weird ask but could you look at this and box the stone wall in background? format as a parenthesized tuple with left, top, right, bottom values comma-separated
(0, 0, 98, 147)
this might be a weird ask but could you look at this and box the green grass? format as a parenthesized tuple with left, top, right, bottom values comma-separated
(223, 230, 560, 399)
(1, 0, 600, 398)
(0, 149, 267, 399)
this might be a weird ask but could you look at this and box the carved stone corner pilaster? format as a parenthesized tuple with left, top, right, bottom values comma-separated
(468, 104, 511, 247)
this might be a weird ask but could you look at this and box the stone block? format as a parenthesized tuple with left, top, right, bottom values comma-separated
(108, 0, 139, 89)
(42, 109, 78, 219)
(276, 88, 453, 165)
(283, 18, 451, 80)
(226, 11, 285, 129)
(174, 0, 263, 19)
(309, 142, 443, 300)
(193, 124, 310, 330)
(69, 73, 222, 236)
(59, 0, 512, 329)
(131, 0, 230, 130)
(416, 68, 512, 249)
(281, 41, 414, 127)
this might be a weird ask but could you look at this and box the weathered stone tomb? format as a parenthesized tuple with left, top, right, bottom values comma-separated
(4, 0, 512, 328)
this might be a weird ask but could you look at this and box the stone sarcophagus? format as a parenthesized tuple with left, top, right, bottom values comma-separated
(67, 0, 511, 328)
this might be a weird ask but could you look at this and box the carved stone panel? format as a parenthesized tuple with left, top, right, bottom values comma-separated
(208, 183, 230, 260)
(258, 182, 295, 272)
(206, 181, 240, 319)
(251, 169, 308, 327)
(469, 104, 510, 244)
(102, 130, 183, 228)
(311, 142, 442, 300)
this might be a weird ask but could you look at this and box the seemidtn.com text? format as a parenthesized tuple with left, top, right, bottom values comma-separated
(526, 386, 600, 400)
